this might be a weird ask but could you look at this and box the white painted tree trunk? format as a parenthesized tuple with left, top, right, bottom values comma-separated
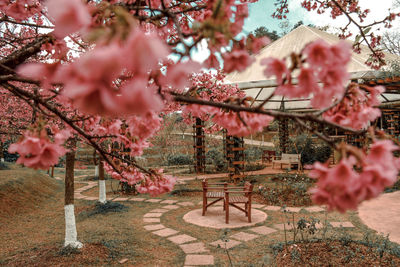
(98, 180, 107, 204)
(94, 165, 99, 177)
(0, 158, 4, 163)
(64, 204, 83, 248)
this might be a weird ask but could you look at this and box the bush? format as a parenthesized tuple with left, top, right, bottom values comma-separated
(288, 134, 332, 165)
(167, 153, 192, 165)
(206, 148, 226, 171)
(245, 147, 263, 161)
(0, 162, 9, 170)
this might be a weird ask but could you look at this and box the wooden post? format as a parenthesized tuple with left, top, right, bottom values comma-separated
(225, 192, 229, 224)
(51, 166, 54, 177)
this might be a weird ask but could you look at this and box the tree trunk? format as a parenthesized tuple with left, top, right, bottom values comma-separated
(98, 158, 107, 204)
(0, 141, 4, 162)
(93, 148, 99, 178)
(64, 140, 82, 248)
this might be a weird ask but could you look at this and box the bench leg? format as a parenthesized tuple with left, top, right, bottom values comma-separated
(248, 202, 251, 223)
(202, 198, 207, 216)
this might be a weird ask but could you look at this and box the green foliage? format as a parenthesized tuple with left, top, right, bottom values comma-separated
(252, 26, 280, 41)
(384, 178, 400, 193)
(168, 187, 201, 196)
(258, 173, 314, 206)
(288, 134, 332, 165)
(0, 162, 9, 170)
(58, 245, 81, 256)
(245, 147, 263, 161)
(80, 202, 128, 218)
(206, 148, 226, 171)
(167, 153, 193, 166)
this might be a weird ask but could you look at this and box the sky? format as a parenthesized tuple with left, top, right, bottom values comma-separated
(191, 0, 399, 63)
(243, 0, 399, 36)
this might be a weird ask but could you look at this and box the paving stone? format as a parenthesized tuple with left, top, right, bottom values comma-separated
(130, 197, 145, 201)
(113, 197, 128, 201)
(184, 255, 214, 266)
(162, 205, 180, 210)
(305, 206, 325, 212)
(145, 199, 162, 203)
(150, 208, 170, 213)
(330, 221, 355, 228)
(143, 224, 165, 231)
(273, 223, 294, 231)
(118, 258, 128, 264)
(210, 239, 241, 249)
(152, 228, 178, 237)
(179, 242, 209, 254)
(143, 213, 162, 218)
(85, 197, 98, 201)
(160, 199, 178, 204)
(143, 218, 160, 223)
(249, 226, 278, 235)
(177, 202, 195, 206)
(263, 206, 281, 211)
(285, 207, 302, 213)
(230, 232, 259, 241)
(251, 204, 265, 209)
(167, 234, 197, 244)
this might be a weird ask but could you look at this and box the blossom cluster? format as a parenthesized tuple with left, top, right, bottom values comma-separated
(262, 40, 351, 109)
(8, 129, 69, 170)
(309, 140, 400, 212)
(323, 84, 383, 130)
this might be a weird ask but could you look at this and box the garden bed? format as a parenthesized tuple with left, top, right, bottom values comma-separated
(274, 240, 400, 266)
(255, 173, 314, 207)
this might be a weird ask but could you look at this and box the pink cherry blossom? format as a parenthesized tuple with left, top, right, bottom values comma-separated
(303, 39, 333, 68)
(160, 61, 201, 90)
(223, 49, 254, 73)
(123, 28, 170, 73)
(310, 140, 400, 212)
(46, 0, 91, 38)
(261, 57, 288, 85)
(309, 157, 361, 212)
(9, 134, 66, 170)
(212, 110, 273, 137)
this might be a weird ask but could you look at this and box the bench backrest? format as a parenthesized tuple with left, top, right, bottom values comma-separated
(281, 153, 301, 161)
(244, 182, 253, 196)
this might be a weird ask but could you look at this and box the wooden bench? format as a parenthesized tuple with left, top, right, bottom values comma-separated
(272, 153, 302, 171)
(224, 182, 253, 224)
(202, 179, 229, 216)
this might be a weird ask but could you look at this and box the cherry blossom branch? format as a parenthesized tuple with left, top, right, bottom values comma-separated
(172, 93, 366, 135)
(0, 17, 54, 29)
(2, 82, 152, 176)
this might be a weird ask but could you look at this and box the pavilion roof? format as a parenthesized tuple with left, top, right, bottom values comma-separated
(225, 26, 400, 110)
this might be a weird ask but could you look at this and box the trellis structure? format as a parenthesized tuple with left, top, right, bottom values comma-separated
(225, 25, 400, 154)
(223, 131, 245, 182)
(193, 117, 206, 173)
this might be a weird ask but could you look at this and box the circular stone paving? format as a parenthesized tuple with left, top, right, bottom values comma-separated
(183, 206, 268, 229)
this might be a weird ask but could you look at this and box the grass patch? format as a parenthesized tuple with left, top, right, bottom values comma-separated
(79, 201, 128, 218)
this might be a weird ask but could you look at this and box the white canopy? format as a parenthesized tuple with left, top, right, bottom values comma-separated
(225, 25, 400, 110)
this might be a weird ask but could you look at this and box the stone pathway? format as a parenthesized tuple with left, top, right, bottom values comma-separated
(54, 175, 362, 266)
(358, 191, 400, 244)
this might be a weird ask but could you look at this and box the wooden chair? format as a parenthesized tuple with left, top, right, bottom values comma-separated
(202, 179, 228, 216)
(224, 182, 253, 224)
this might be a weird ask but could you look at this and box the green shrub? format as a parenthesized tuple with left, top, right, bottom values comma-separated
(167, 153, 192, 165)
(288, 134, 332, 165)
(206, 148, 226, 171)
(245, 147, 263, 161)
